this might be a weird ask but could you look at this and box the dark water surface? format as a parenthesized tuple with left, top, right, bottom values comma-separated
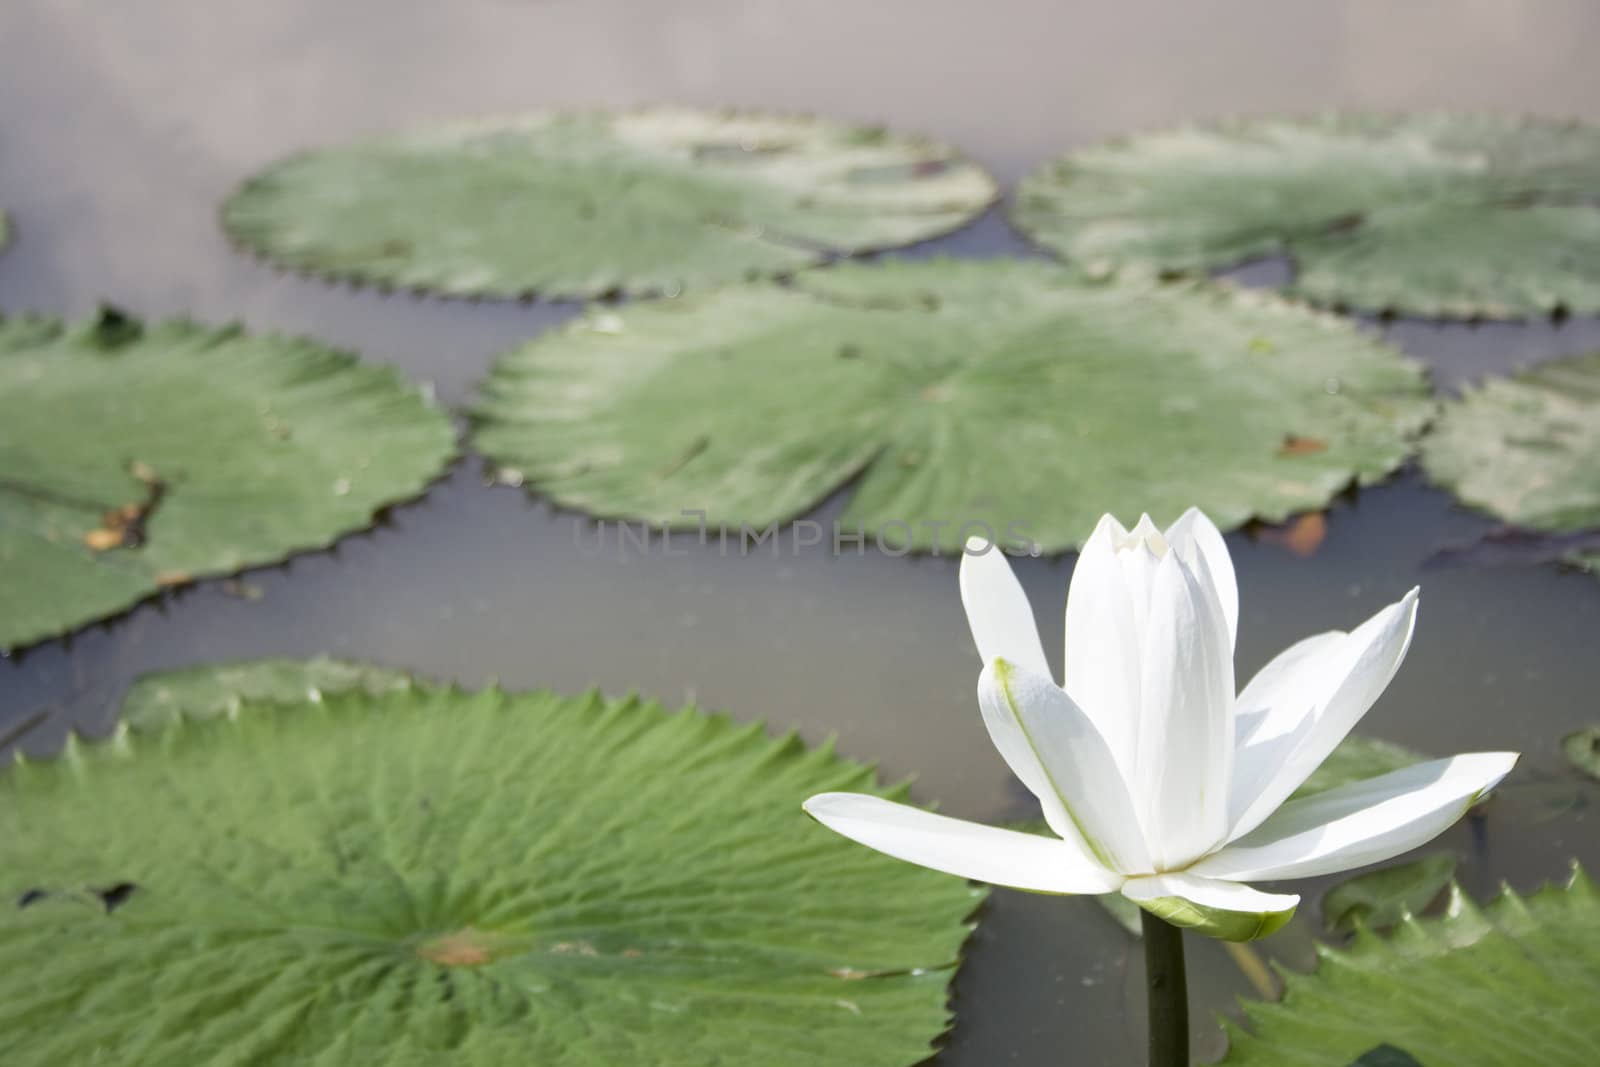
(3, 2, 1600, 1062)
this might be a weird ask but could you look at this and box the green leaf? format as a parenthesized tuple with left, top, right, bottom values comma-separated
(1422, 352, 1600, 571)
(1562, 727, 1600, 781)
(1320, 852, 1458, 935)
(1293, 736, 1431, 800)
(1221, 866, 1600, 1065)
(120, 656, 416, 731)
(472, 259, 1431, 553)
(0, 310, 455, 651)
(0, 209, 10, 252)
(0, 686, 981, 1065)
(1011, 113, 1600, 318)
(222, 109, 996, 300)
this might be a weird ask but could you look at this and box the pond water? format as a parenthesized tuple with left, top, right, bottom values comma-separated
(3, 1, 1600, 1061)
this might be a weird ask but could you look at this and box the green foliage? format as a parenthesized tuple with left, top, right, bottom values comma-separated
(1563, 727, 1600, 782)
(1220, 865, 1600, 1065)
(120, 656, 415, 730)
(1422, 353, 1600, 577)
(0, 310, 455, 650)
(223, 109, 996, 299)
(1293, 736, 1431, 800)
(473, 259, 1430, 553)
(1320, 852, 1457, 935)
(1011, 113, 1600, 318)
(0, 686, 980, 1065)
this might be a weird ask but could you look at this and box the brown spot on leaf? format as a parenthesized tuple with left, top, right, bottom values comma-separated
(418, 928, 500, 968)
(1277, 435, 1329, 457)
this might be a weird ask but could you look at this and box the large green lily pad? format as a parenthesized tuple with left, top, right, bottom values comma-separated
(472, 259, 1431, 553)
(1011, 113, 1600, 318)
(222, 109, 997, 300)
(1220, 865, 1599, 1065)
(0, 310, 455, 651)
(1420, 351, 1600, 577)
(0, 686, 980, 1065)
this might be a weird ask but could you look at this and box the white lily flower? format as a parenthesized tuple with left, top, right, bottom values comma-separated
(805, 509, 1517, 941)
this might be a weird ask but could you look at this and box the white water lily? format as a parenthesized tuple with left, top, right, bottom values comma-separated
(804, 509, 1517, 941)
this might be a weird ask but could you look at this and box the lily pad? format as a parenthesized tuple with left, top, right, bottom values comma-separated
(1421, 352, 1600, 575)
(1563, 727, 1600, 781)
(0, 686, 980, 1065)
(1220, 865, 1600, 1065)
(1292, 736, 1430, 800)
(222, 109, 997, 300)
(0, 209, 10, 252)
(472, 259, 1431, 553)
(120, 656, 415, 731)
(0, 309, 455, 651)
(1011, 113, 1600, 318)
(1320, 852, 1457, 934)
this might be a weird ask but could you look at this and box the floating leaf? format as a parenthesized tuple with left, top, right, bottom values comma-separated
(1219, 865, 1600, 1065)
(473, 260, 1430, 553)
(1293, 736, 1431, 800)
(223, 109, 996, 300)
(1257, 511, 1328, 557)
(1320, 852, 1458, 935)
(0, 310, 455, 651)
(0, 209, 10, 253)
(1422, 352, 1600, 577)
(0, 686, 979, 1065)
(1011, 113, 1600, 318)
(120, 656, 415, 731)
(1563, 727, 1600, 782)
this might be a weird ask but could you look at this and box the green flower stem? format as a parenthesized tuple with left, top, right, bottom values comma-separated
(1141, 910, 1189, 1067)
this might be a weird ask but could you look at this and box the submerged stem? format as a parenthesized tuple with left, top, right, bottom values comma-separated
(1141, 911, 1189, 1067)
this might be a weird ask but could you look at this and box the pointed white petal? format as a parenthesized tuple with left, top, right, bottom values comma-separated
(1117, 537, 1163, 639)
(1233, 631, 1348, 747)
(1063, 519, 1143, 778)
(1134, 551, 1235, 869)
(1122, 872, 1298, 942)
(1165, 508, 1239, 649)
(1193, 752, 1516, 881)
(980, 660, 1151, 874)
(803, 792, 1122, 893)
(1228, 589, 1421, 840)
(960, 539, 1050, 679)
(1228, 631, 1349, 819)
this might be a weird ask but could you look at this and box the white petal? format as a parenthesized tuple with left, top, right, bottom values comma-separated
(960, 539, 1050, 679)
(1134, 551, 1235, 870)
(1233, 631, 1348, 747)
(1117, 527, 1164, 638)
(1165, 508, 1239, 649)
(980, 659, 1151, 874)
(1193, 752, 1517, 881)
(1228, 589, 1420, 840)
(1228, 631, 1349, 817)
(1121, 872, 1298, 941)
(803, 792, 1122, 894)
(1063, 517, 1143, 779)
